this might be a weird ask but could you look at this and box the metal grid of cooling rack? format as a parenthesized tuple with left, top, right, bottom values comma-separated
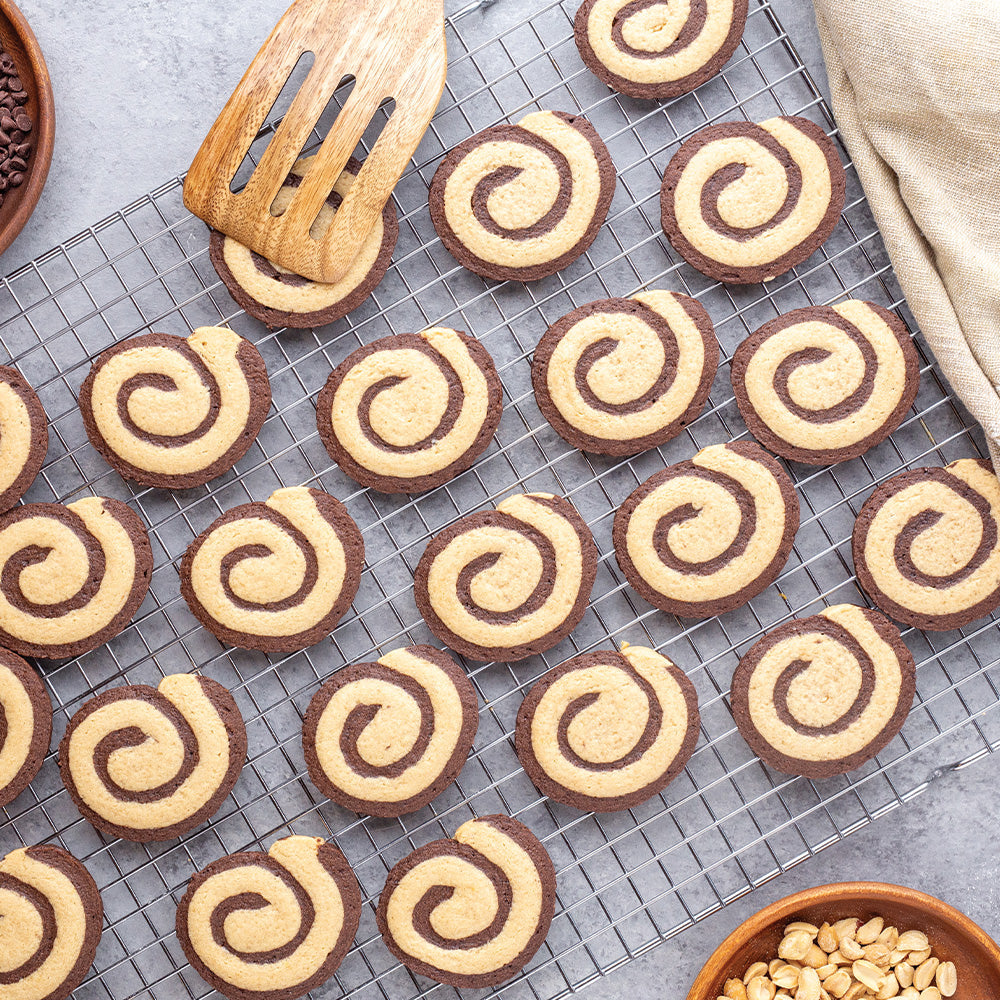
(0, 1, 998, 999)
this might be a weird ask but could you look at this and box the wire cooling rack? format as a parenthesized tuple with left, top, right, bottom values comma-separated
(1, 1, 998, 999)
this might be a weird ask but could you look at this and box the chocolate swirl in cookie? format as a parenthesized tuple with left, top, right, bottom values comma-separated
(210, 155, 398, 330)
(731, 604, 916, 777)
(852, 459, 1000, 631)
(80, 326, 270, 489)
(180, 486, 363, 652)
(660, 115, 846, 284)
(0, 365, 47, 514)
(376, 815, 556, 988)
(613, 441, 799, 618)
(303, 645, 478, 817)
(414, 492, 597, 661)
(317, 328, 502, 493)
(429, 110, 616, 282)
(59, 673, 247, 842)
(0, 497, 152, 659)
(532, 290, 719, 456)
(0, 844, 103, 1000)
(0, 648, 51, 808)
(176, 835, 361, 1000)
(732, 301, 920, 465)
(516, 643, 699, 812)
(574, 0, 748, 100)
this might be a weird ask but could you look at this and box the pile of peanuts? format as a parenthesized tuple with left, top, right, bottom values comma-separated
(720, 916, 958, 1000)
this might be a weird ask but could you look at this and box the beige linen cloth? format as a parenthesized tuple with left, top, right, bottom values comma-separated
(812, 0, 1000, 468)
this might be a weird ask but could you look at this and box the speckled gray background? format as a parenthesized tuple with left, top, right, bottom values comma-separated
(4, 1, 998, 997)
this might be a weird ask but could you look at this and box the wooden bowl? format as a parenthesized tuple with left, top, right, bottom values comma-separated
(687, 882, 1000, 999)
(0, 0, 52, 259)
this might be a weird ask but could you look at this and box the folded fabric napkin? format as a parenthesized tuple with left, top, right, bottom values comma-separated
(812, 0, 1000, 468)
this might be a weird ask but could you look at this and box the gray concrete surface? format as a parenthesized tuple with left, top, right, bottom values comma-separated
(4, 0, 998, 997)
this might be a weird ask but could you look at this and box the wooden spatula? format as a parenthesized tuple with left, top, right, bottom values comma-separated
(184, 0, 446, 285)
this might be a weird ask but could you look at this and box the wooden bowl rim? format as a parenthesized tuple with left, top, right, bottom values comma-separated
(0, 0, 54, 260)
(686, 881, 1000, 1000)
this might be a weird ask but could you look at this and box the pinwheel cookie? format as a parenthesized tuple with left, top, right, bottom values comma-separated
(852, 459, 1000, 631)
(731, 604, 915, 777)
(0, 497, 152, 658)
(0, 648, 51, 808)
(574, 0, 748, 100)
(613, 441, 799, 618)
(79, 326, 270, 489)
(414, 492, 597, 661)
(0, 845, 103, 1000)
(181, 486, 363, 652)
(732, 301, 920, 465)
(430, 110, 616, 282)
(176, 835, 361, 1000)
(516, 643, 699, 812)
(60, 673, 246, 841)
(211, 155, 398, 329)
(532, 290, 718, 455)
(303, 645, 478, 816)
(317, 328, 502, 493)
(376, 815, 556, 988)
(660, 115, 846, 284)
(0, 364, 47, 513)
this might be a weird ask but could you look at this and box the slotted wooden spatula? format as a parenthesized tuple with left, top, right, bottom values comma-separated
(184, 0, 446, 284)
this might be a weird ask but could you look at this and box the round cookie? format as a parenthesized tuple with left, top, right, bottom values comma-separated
(376, 814, 556, 988)
(516, 643, 699, 812)
(176, 835, 361, 1000)
(59, 673, 247, 842)
(531, 289, 719, 455)
(414, 492, 597, 662)
(210, 155, 398, 330)
(181, 486, 363, 653)
(852, 459, 1000, 631)
(0, 648, 52, 808)
(613, 441, 799, 618)
(0, 844, 103, 1000)
(660, 115, 846, 284)
(0, 497, 152, 659)
(574, 0, 748, 100)
(0, 364, 47, 513)
(303, 645, 478, 817)
(732, 300, 920, 465)
(730, 603, 916, 777)
(79, 326, 271, 489)
(429, 109, 616, 282)
(317, 328, 502, 493)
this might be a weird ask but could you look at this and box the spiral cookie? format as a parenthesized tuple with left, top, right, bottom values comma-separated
(613, 441, 799, 618)
(731, 604, 916, 777)
(181, 486, 364, 653)
(852, 459, 1000, 631)
(531, 290, 718, 456)
(317, 329, 502, 493)
(516, 643, 699, 812)
(0, 365, 47, 514)
(176, 835, 361, 1000)
(59, 673, 247, 841)
(574, 0, 748, 100)
(0, 648, 52, 808)
(376, 815, 556, 988)
(210, 155, 398, 329)
(303, 645, 478, 817)
(732, 301, 920, 465)
(79, 326, 271, 489)
(660, 116, 846, 284)
(0, 497, 152, 659)
(429, 110, 616, 282)
(0, 845, 103, 1000)
(414, 492, 597, 661)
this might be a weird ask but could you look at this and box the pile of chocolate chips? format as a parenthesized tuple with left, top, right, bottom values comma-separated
(0, 48, 32, 204)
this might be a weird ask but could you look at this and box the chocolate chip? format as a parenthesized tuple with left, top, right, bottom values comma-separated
(0, 175, 10, 192)
(2, 116, 15, 132)
(12, 91, 27, 105)
(7, 77, 20, 92)
(9, 156, 26, 171)
(15, 116, 29, 133)
(8, 172, 24, 188)
(9, 130, 23, 143)
(14, 142, 30, 157)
